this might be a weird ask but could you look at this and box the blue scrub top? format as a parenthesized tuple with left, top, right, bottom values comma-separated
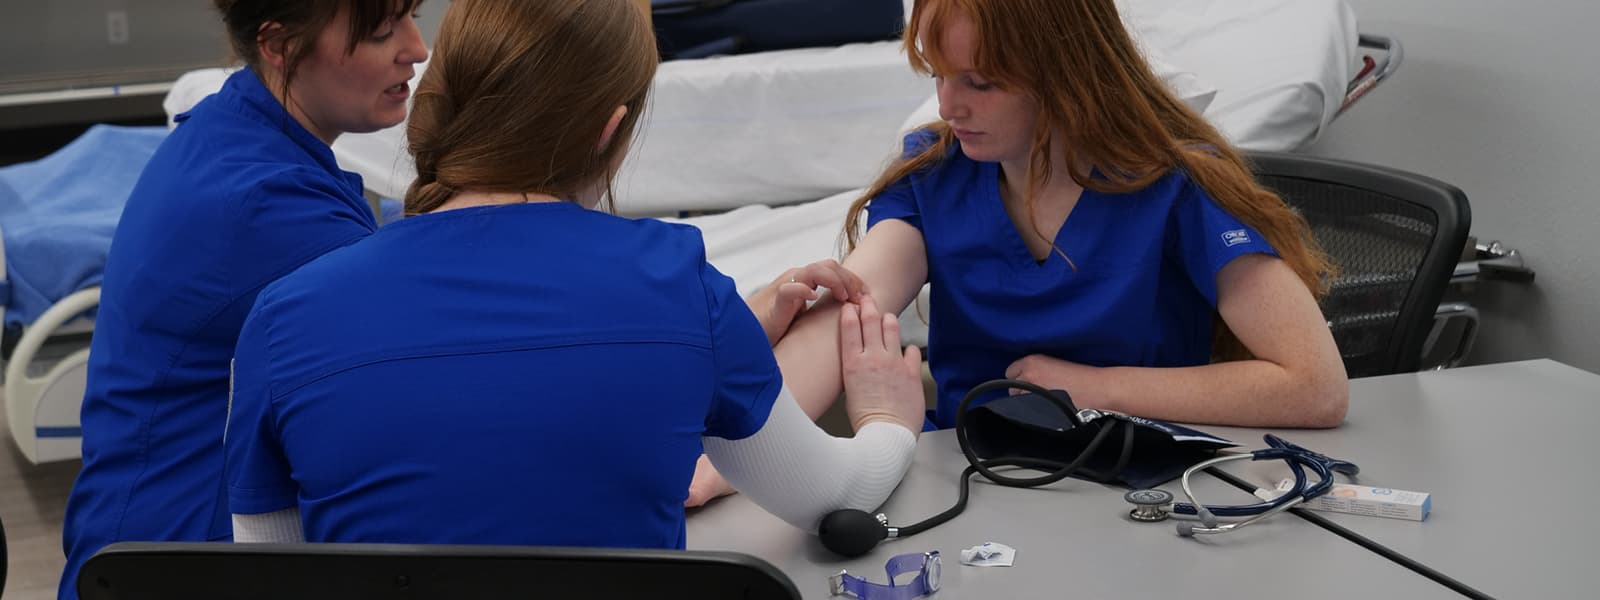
(61, 68, 375, 600)
(868, 131, 1278, 429)
(226, 201, 781, 549)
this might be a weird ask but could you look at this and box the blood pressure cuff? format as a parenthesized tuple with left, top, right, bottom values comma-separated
(963, 392, 1237, 489)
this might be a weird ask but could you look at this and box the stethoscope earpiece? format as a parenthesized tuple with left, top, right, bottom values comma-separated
(1175, 521, 1197, 537)
(818, 509, 891, 558)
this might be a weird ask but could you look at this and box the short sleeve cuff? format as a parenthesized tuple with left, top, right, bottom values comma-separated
(228, 485, 298, 515)
(707, 373, 783, 441)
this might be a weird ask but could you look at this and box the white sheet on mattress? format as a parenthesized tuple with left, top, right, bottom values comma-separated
(1121, 0, 1359, 151)
(622, 42, 930, 216)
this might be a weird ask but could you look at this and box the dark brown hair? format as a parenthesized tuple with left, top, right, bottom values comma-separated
(403, 0, 657, 214)
(846, 0, 1333, 360)
(214, 0, 422, 89)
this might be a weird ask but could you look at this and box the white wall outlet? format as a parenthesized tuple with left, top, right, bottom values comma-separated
(106, 10, 130, 45)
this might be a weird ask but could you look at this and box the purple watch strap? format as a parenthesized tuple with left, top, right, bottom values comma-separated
(836, 552, 934, 600)
(840, 575, 925, 600)
(884, 553, 927, 582)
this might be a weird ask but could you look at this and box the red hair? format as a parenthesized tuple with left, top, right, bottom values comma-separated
(844, 0, 1333, 359)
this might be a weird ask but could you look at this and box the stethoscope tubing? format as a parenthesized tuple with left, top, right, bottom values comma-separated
(1167, 437, 1357, 530)
(1171, 449, 1313, 518)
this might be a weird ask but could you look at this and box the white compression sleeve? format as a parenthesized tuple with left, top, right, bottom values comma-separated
(232, 508, 305, 543)
(702, 385, 917, 533)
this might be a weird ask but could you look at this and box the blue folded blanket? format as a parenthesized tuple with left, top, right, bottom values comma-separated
(0, 124, 169, 330)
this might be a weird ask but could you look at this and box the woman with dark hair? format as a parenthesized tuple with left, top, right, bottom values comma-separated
(61, 0, 426, 596)
(223, 0, 926, 548)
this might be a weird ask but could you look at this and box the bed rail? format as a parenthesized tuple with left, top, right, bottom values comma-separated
(5, 286, 98, 463)
(1338, 33, 1404, 117)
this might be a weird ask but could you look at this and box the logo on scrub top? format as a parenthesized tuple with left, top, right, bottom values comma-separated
(1221, 229, 1251, 247)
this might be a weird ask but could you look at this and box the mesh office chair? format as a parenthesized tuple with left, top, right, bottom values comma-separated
(1248, 152, 1472, 378)
(79, 542, 801, 600)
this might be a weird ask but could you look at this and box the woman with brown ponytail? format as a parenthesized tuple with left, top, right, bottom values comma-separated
(222, 0, 926, 549)
(61, 0, 426, 597)
(763, 0, 1350, 437)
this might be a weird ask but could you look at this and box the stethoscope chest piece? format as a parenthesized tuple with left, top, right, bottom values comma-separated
(1124, 489, 1173, 522)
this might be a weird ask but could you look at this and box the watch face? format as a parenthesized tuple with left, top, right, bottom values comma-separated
(924, 554, 941, 592)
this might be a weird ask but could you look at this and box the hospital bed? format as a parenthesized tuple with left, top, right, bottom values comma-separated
(0, 125, 167, 463)
(4, 0, 1401, 464)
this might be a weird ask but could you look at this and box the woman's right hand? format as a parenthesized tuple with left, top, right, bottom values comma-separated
(838, 295, 925, 434)
(748, 259, 867, 346)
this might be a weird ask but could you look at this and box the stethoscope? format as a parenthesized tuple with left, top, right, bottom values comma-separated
(817, 379, 1360, 557)
(1122, 434, 1360, 536)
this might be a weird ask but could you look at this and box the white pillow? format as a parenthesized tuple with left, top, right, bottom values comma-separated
(163, 67, 236, 128)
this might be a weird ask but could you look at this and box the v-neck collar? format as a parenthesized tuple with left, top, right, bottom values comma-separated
(982, 160, 1092, 272)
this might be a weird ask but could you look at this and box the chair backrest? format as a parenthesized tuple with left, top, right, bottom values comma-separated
(79, 542, 801, 600)
(1247, 152, 1471, 378)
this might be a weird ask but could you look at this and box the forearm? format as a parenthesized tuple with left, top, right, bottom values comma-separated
(773, 219, 929, 422)
(1072, 359, 1348, 428)
(772, 297, 848, 420)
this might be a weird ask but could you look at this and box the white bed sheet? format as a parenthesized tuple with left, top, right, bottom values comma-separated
(1122, 0, 1359, 151)
(622, 42, 930, 215)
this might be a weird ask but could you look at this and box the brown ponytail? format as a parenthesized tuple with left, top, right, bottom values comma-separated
(403, 0, 657, 215)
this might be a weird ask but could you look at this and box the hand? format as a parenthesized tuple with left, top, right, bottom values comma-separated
(685, 454, 736, 508)
(1004, 354, 1109, 409)
(748, 260, 868, 346)
(839, 295, 925, 433)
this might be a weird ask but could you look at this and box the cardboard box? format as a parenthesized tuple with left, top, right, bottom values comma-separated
(1259, 479, 1431, 522)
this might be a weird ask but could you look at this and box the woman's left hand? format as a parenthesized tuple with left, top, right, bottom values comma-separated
(1005, 354, 1109, 409)
(748, 259, 868, 346)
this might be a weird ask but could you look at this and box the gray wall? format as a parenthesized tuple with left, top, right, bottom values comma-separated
(0, 0, 227, 93)
(0, 0, 450, 94)
(1304, 0, 1600, 373)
